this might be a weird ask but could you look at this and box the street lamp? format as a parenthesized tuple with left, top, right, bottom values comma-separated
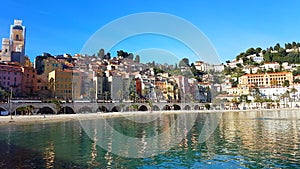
(9, 86, 13, 121)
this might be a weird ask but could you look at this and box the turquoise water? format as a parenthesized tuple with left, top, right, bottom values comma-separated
(0, 110, 300, 168)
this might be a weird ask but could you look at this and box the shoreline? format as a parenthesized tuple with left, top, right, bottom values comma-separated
(0, 108, 299, 126)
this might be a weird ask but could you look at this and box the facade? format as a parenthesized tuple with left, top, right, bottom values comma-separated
(36, 74, 51, 98)
(253, 56, 264, 63)
(122, 76, 136, 101)
(0, 38, 11, 62)
(0, 19, 26, 64)
(135, 78, 142, 97)
(108, 75, 123, 101)
(21, 66, 37, 96)
(34, 53, 53, 75)
(93, 74, 109, 101)
(227, 85, 251, 96)
(259, 87, 288, 100)
(43, 57, 63, 76)
(174, 75, 189, 99)
(239, 72, 293, 87)
(48, 69, 82, 100)
(260, 62, 280, 71)
(0, 62, 22, 95)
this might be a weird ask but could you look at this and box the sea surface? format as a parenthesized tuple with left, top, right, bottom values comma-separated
(0, 110, 300, 168)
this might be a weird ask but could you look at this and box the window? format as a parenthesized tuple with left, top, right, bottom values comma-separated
(16, 34, 19, 41)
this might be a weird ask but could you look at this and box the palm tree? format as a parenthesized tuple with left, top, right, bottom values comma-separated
(290, 87, 298, 107)
(281, 90, 291, 108)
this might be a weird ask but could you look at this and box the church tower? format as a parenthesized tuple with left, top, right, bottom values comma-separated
(0, 38, 12, 62)
(10, 19, 26, 64)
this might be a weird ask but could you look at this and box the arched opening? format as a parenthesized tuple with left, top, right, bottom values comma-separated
(163, 105, 171, 110)
(0, 107, 8, 116)
(98, 106, 109, 113)
(152, 105, 160, 111)
(77, 106, 93, 114)
(16, 34, 19, 41)
(173, 104, 181, 110)
(37, 107, 55, 114)
(194, 105, 199, 110)
(111, 106, 121, 112)
(16, 105, 35, 115)
(138, 105, 148, 111)
(184, 105, 191, 110)
(58, 107, 75, 114)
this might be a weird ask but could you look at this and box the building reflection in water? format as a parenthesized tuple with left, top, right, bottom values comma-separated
(80, 113, 198, 158)
(219, 110, 300, 163)
(43, 141, 55, 169)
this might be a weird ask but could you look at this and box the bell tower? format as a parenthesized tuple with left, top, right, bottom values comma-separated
(10, 19, 26, 64)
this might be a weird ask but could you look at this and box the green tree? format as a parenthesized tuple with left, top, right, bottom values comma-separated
(283, 80, 290, 87)
(274, 43, 281, 51)
(285, 43, 292, 49)
(290, 87, 298, 106)
(179, 58, 190, 67)
(255, 47, 262, 54)
(281, 90, 291, 108)
(294, 79, 300, 83)
(292, 42, 297, 48)
(134, 55, 140, 63)
(246, 48, 256, 55)
(97, 48, 105, 59)
(204, 104, 211, 110)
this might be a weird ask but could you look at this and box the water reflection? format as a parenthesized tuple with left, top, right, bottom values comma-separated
(43, 141, 55, 169)
(80, 113, 202, 158)
(0, 110, 299, 168)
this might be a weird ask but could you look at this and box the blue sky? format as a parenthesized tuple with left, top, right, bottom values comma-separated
(1, 0, 300, 64)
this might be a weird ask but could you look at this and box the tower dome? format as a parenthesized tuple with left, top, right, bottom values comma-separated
(12, 25, 23, 30)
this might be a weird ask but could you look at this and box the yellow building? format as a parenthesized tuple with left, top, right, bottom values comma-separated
(48, 69, 82, 100)
(239, 72, 293, 87)
(155, 80, 177, 101)
(44, 57, 63, 76)
(227, 84, 251, 96)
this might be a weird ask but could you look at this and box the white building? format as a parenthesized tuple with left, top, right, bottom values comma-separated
(253, 56, 264, 63)
(260, 62, 280, 71)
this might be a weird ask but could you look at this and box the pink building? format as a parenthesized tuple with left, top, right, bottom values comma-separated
(0, 62, 23, 96)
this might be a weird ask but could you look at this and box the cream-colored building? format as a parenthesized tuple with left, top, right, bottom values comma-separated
(44, 57, 63, 76)
(227, 85, 251, 96)
(49, 69, 82, 100)
(239, 72, 293, 87)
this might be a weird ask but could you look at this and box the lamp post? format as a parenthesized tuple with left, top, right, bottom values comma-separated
(9, 86, 13, 121)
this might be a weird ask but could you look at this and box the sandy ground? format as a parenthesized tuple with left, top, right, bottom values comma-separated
(0, 110, 204, 125)
(0, 108, 298, 126)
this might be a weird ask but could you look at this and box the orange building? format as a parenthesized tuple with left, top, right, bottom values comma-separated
(21, 66, 37, 96)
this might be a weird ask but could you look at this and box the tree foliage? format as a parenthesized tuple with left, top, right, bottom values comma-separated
(179, 58, 190, 67)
